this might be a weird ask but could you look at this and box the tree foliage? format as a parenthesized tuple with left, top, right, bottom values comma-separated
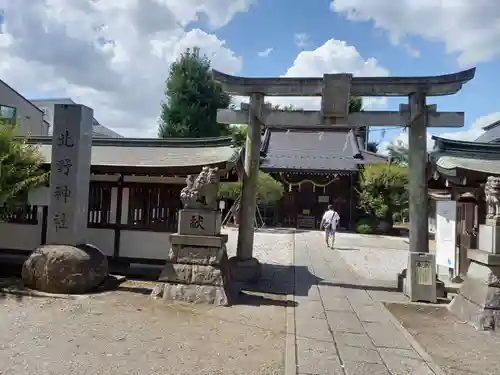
(0, 123, 48, 219)
(158, 47, 231, 138)
(357, 164, 408, 221)
(218, 171, 284, 205)
(387, 140, 409, 166)
(230, 125, 248, 147)
(349, 96, 363, 113)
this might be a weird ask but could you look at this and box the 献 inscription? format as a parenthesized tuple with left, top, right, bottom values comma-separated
(190, 214, 205, 230)
(57, 130, 74, 148)
(53, 185, 71, 203)
(56, 158, 72, 176)
(52, 212, 68, 231)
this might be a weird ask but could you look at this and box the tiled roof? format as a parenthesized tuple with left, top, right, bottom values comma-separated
(431, 153, 500, 176)
(430, 135, 500, 176)
(476, 121, 500, 143)
(92, 124, 123, 138)
(24, 136, 240, 168)
(360, 150, 388, 164)
(260, 128, 363, 172)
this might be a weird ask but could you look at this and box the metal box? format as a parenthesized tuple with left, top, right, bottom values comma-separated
(404, 252, 437, 303)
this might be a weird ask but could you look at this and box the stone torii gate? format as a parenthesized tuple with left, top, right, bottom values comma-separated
(214, 68, 475, 301)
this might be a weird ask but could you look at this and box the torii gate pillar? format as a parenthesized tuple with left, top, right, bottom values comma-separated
(408, 93, 429, 255)
(230, 93, 265, 282)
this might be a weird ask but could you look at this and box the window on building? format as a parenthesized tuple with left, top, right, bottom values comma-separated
(127, 184, 182, 231)
(0, 105, 16, 124)
(88, 183, 112, 226)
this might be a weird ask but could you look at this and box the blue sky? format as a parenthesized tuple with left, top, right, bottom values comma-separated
(0, 0, 498, 141)
(192, 0, 499, 147)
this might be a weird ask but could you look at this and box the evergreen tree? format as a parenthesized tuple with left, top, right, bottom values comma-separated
(158, 48, 231, 138)
(349, 96, 363, 113)
(0, 122, 47, 219)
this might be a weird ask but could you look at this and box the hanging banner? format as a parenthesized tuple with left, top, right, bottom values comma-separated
(435, 200, 457, 269)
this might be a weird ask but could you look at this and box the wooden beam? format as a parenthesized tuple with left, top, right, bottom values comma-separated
(218, 108, 465, 128)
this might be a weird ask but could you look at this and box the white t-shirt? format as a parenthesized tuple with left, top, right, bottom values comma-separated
(322, 210, 340, 230)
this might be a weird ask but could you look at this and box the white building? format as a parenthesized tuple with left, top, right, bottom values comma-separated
(0, 79, 50, 136)
(30, 98, 123, 138)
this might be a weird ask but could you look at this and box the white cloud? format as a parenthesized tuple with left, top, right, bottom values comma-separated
(0, 0, 250, 137)
(294, 33, 311, 49)
(331, 0, 500, 66)
(438, 111, 500, 141)
(257, 47, 273, 57)
(378, 129, 434, 156)
(266, 39, 390, 110)
(378, 111, 500, 156)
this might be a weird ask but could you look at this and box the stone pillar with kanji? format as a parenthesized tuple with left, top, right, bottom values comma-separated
(152, 166, 233, 305)
(21, 104, 108, 294)
(449, 176, 500, 330)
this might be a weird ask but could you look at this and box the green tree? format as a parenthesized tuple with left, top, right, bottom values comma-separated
(158, 47, 231, 138)
(349, 96, 363, 113)
(357, 163, 408, 224)
(230, 125, 248, 147)
(0, 123, 48, 219)
(218, 171, 284, 205)
(387, 140, 409, 166)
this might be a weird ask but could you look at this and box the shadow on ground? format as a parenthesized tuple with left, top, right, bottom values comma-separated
(2, 260, 401, 306)
(0, 261, 298, 307)
(255, 228, 314, 235)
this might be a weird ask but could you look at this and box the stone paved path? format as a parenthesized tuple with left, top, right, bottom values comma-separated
(293, 231, 439, 375)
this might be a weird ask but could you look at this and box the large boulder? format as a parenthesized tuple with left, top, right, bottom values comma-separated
(22, 244, 108, 294)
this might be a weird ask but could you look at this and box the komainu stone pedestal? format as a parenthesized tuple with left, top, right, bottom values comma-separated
(152, 233, 234, 306)
(448, 249, 500, 330)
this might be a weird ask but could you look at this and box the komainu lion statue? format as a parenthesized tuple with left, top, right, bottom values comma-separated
(485, 176, 500, 219)
(180, 166, 220, 210)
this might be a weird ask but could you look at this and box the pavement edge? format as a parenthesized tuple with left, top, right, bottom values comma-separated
(284, 230, 297, 375)
(380, 302, 447, 375)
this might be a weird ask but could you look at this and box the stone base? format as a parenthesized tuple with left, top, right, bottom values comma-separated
(403, 252, 437, 303)
(153, 237, 235, 306)
(228, 257, 261, 283)
(448, 250, 500, 331)
(151, 283, 229, 305)
(478, 223, 500, 253)
(22, 244, 108, 294)
(399, 271, 446, 299)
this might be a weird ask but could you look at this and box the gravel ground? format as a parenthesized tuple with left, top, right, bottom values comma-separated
(385, 303, 500, 375)
(332, 232, 449, 285)
(0, 229, 293, 375)
(319, 232, 410, 284)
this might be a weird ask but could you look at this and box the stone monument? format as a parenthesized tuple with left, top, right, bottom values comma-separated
(449, 176, 500, 330)
(152, 166, 233, 305)
(22, 104, 108, 294)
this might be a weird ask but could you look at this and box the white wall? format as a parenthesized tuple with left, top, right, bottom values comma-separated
(0, 222, 42, 251)
(119, 231, 171, 260)
(1, 176, 178, 261)
(88, 228, 115, 257)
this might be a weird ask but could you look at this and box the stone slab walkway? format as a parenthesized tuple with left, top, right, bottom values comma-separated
(291, 231, 442, 375)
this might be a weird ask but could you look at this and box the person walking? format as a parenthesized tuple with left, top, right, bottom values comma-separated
(320, 204, 340, 249)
